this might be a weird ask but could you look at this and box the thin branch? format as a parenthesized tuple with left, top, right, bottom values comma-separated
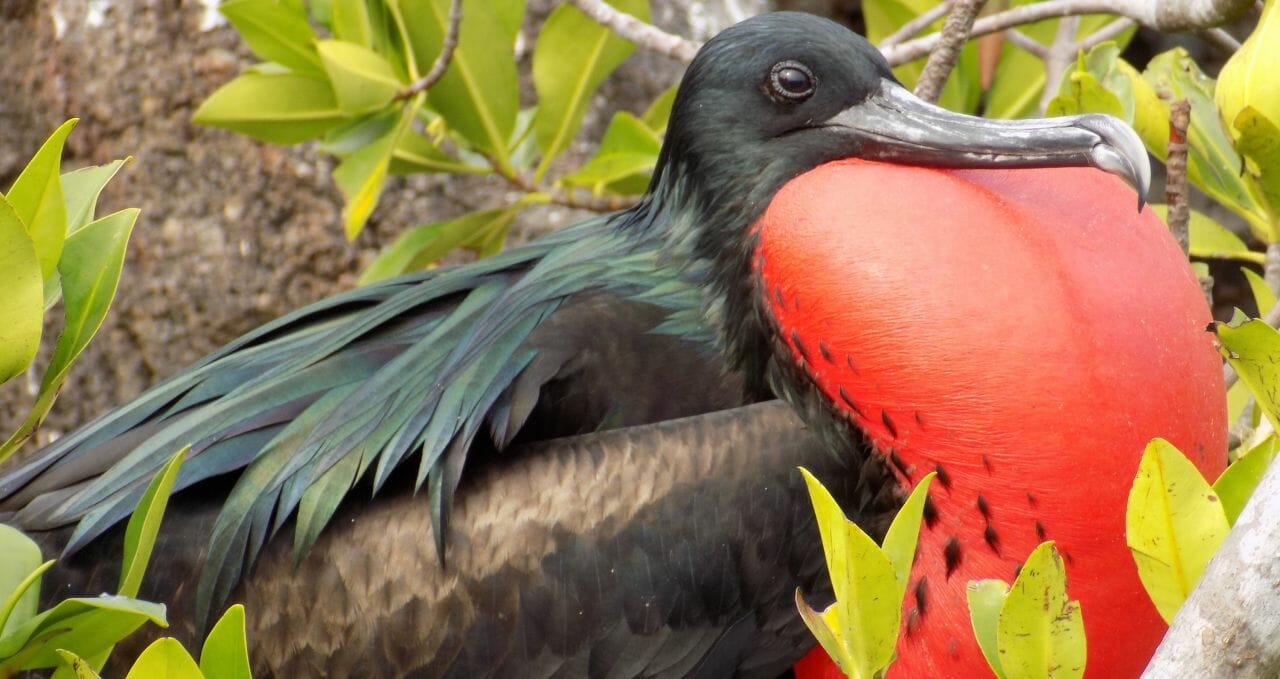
(1166, 99, 1192, 255)
(915, 0, 990, 103)
(1197, 27, 1244, 52)
(1268, 242, 1280, 296)
(1003, 29, 1049, 57)
(566, 0, 699, 62)
(489, 157, 637, 212)
(1079, 16, 1138, 50)
(396, 0, 462, 99)
(883, 0, 1253, 66)
(1038, 16, 1080, 114)
(880, 1, 953, 47)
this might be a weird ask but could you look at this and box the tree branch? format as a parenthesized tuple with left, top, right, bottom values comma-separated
(880, 1, 953, 47)
(396, 0, 463, 100)
(915, 0, 989, 103)
(1166, 100, 1192, 256)
(1003, 28, 1049, 57)
(1079, 16, 1138, 50)
(1141, 455, 1280, 678)
(1038, 16, 1080, 114)
(565, 0, 699, 62)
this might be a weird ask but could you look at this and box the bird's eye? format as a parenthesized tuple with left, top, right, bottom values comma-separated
(769, 61, 815, 102)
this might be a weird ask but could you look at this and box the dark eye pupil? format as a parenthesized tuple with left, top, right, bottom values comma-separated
(777, 67, 809, 93)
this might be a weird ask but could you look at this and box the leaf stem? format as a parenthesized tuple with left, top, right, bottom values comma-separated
(396, 0, 463, 101)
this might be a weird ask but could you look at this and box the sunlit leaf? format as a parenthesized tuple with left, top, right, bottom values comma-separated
(0, 595, 167, 669)
(0, 526, 46, 639)
(0, 197, 42, 387)
(1242, 268, 1276, 316)
(990, 17, 1133, 120)
(532, 0, 649, 180)
(562, 111, 660, 189)
(6, 118, 75, 280)
(641, 84, 677, 133)
(330, 0, 372, 46)
(1229, 106, 1280, 229)
(199, 605, 251, 679)
(193, 72, 346, 144)
(1149, 204, 1263, 264)
(1126, 438, 1230, 622)
(996, 542, 1085, 679)
(62, 159, 127, 236)
(881, 472, 935, 598)
(1214, 434, 1280, 525)
(317, 40, 402, 115)
(1215, 314, 1280, 430)
(332, 105, 414, 239)
(864, 0, 979, 113)
(123, 638, 201, 679)
(119, 448, 186, 598)
(220, 0, 323, 77)
(967, 579, 1010, 679)
(359, 207, 519, 283)
(1216, 0, 1280, 154)
(54, 650, 102, 679)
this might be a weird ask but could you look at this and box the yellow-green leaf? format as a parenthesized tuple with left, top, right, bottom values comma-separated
(119, 448, 186, 598)
(7, 118, 76, 280)
(317, 40, 402, 115)
(54, 650, 101, 679)
(1216, 0, 1280, 150)
(1230, 106, 1280, 227)
(0, 525, 46, 639)
(1214, 434, 1280, 525)
(332, 106, 414, 240)
(1150, 204, 1262, 264)
(967, 579, 1010, 679)
(562, 111, 660, 189)
(62, 159, 127, 236)
(864, 0, 980, 113)
(330, 0, 372, 46)
(996, 542, 1085, 679)
(1215, 315, 1280, 430)
(220, 0, 323, 77)
(359, 207, 519, 283)
(641, 84, 677, 134)
(992, 17, 1133, 120)
(0, 196, 43, 386)
(531, 0, 650, 181)
(795, 590, 852, 676)
(396, 0, 519, 168)
(198, 605, 251, 679)
(1242, 268, 1276, 316)
(123, 638, 201, 679)
(193, 72, 346, 144)
(1126, 438, 1230, 622)
(880, 472, 935, 599)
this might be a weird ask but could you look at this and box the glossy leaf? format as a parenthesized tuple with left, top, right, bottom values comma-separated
(1215, 315, 1280, 430)
(1048, 44, 1166, 157)
(119, 448, 186, 598)
(389, 130, 486, 175)
(317, 40, 402, 115)
(0, 526, 45, 638)
(1126, 438, 1230, 622)
(7, 118, 75, 280)
(1242, 268, 1276, 316)
(330, 0, 372, 46)
(219, 0, 323, 77)
(997, 542, 1085, 679)
(0, 595, 167, 670)
(880, 472, 935, 598)
(0, 197, 42, 386)
(54, 650, 102, 679)
(1152, 204, 1264, 264)
(396, 0, 519, 168)
(332, 106, 414, 240)
(1229, 106, 1280, 228)
(62, 159, 127, 236)
(967, 579, 1010, 679)
(124, 638, 201, 679)
(562, 111, 660, 189)
(359, 207, 519, 283)
(199, 605, 251, 679)
(1216, 0, 1280, 151)
(798, 468, 900, 679)
(193, 72, 346, 144)
(532, 0, 649, 180)
(1214, 434, 1280, 525)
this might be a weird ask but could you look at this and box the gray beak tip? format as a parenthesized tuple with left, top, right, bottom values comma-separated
(1076, 114, 1151, 214)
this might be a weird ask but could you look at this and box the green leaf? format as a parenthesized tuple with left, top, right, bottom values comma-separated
(193, 72, 345, 144)
(641, 85, 677, 133)
(798, 468, 900, 679)
(332, 105, 415, 239)
(1242, 268, 1276, 316)
(54, 650, 102, 678)
(794, 590, 850, 676)
(0, 196, 43, 386)
(996, 542, 1086, 679)
(1126, 438, 1230, 622)
(863, 0, 980, 113)
(62, 159, 127, 236)
(1150, 204, 1264, 264)
(389, 129, 486, 175)
(967, 579, 1010, 679)
(1215, 315, 1280, 430)
(124, 638, 201, 679)
(0, 595, 167, 669)
(220, 0, 323, 77)
(119, 448, 186, 598)
(317, 40, 402, 115)
(1214, 434, 1280, 525)
(0, 526, 46, 638)
(330, 0, 372, 46)
(359, 207, 519, 283)
(562, 111, 660, 189)
(199, 605, 251, 679)
(531, 0, 649, 181)
(1046, 64, 1124, 119)
(991, 16, 1134, 120)
(396, 0, 519, 168)
(880, 472, 935, 599)
(7, 118, 75, 281)
(1230, 106, 1280, 228)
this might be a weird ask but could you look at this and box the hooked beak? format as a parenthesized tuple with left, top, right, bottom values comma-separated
(827, 80, 1151, 210)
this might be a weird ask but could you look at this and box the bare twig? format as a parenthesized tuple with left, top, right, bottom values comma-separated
(1197, 27, 1244, 52)
(1004, 29, 1049, 57)
(396, 0, 463, 100)
(880, 1, 953, 47)
(915, 0, 989, 103)
(566, 0, 699, 62)
(1166, 100, 1192, 256)
(1079, 16, 1138, 50)
(882, 0, 1254, 65)
(1038, 16, 1080, 114)
(1141, 453, 1280, 678)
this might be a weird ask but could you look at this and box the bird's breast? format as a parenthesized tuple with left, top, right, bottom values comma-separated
(753, 159, 1226, 678)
